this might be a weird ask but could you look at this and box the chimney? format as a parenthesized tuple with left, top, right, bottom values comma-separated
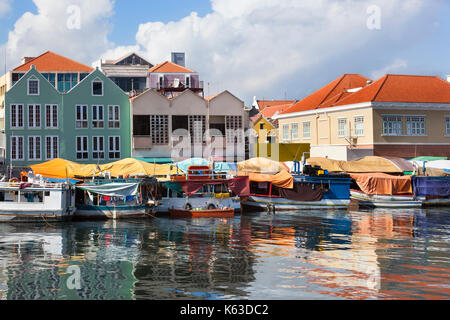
(22, 57, 35, 64)
(171, 52, 185, 67)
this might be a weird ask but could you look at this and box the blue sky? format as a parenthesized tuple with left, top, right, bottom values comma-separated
(0, 0, 449, 106)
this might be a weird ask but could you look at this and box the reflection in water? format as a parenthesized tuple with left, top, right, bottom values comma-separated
(0, 208, 449, 300)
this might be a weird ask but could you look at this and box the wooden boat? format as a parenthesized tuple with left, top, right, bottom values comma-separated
(0, 175, 76, 223)
(169, 207, 234, 218)
(350, 189, 423, 208)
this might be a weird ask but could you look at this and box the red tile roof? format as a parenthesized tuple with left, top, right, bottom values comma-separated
(281, 74, 371, 114)
(334, 74, 450, 106)
(261, 103, 294, 118)
(149, 61, 195, 73)
(13, 51, 94, 72)
(257, 100, 295, 110)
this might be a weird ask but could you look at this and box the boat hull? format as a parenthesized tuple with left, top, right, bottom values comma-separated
(74, 204, 152, 219)
(0, 209, 73, 223)
(169, 208, 235, 218)
(156, 196, 241, 214)
(350, 190, 423, 208)
(241, 195, 350, 212)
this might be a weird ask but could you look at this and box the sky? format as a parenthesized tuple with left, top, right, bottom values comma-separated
(0, 0, 449, 106)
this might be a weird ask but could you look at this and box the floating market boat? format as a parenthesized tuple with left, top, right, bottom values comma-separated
(240, 160, 352, 212)
(169, 207, 235, 218)
(412, 176, 450, 206)
(74, 178, 158, 219)
(0, 175, 76, 223)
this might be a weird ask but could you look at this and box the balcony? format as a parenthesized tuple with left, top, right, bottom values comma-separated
(157, 81, 204, 97)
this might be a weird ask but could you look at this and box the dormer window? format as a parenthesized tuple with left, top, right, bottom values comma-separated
(28, 78, 39, 95)
(92, 79, 103, 96)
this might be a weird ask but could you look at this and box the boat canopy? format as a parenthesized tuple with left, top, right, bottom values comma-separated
(99, 158, 178, 179)
(29, 159, 98, 180)
(350, 173, 412, 195)
(165, 176, 250, 197)
(175, 158, 209, 173)
(76, 182, 140, 197)
(308, 156, 413, 173)
(244, 170, 294, 189)
(237, 157, 289, 174)
(412, 176, 450, 197)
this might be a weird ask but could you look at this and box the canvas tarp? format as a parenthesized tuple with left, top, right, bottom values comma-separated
(350, 173, 412, 195)
(175, 177, 250, 197)
(175, 158, 210, 173)
(412, 176, 450, 197)
(99, 158, 178, 178)
(308, 156, 413, 173)
(241, 170, 294, 189)
(76, 182, 140, 197)
(30, 159, 98, 180)
(237, 157, 289, 174)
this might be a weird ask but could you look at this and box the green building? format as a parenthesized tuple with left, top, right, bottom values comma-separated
(5, 64, 131, 167)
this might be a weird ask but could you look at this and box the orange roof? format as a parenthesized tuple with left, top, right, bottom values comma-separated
(257, 100, 295, 110)
(281, 74, 371, 114)
(261, 103, 294, 118)
(334, 74, 450, 106)
(149, 61, 195, 73)
(13, 51, 94, 72)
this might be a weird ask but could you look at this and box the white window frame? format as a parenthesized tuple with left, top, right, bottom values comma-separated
(28, 104, 41, 129)
(91, 79, 104, 96)
(108, 105, 120, 129)
(303, 121, 311, 139)
(406, 115, 426, 136)
(382, 115, 403, 136)
(28, 136, 42, 161)
(108, 136, 121, 160)
(92, 136, 105, 160)
(10, 104, 24, 129)
(27, 77, 39, 96)
(10, 136, 24, 161)
(76, 136, 89, 160)
(354, 116, 365, 137)
(282, 124, 290, 141)
(76, 105, 88, 129)
(92, 105, 104, 129)
(338, 118, 347, 137)
(291, 123, 299, 140)
(45, 104, 58, 129)
(45, 136, 59, 160)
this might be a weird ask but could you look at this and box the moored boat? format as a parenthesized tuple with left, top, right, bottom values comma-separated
(350, 189, 423, 208)
(412, 176, 450, 206)
(169, 207, 235, 218)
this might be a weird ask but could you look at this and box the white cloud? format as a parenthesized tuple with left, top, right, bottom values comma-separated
(1, 0, 115, 69)
(106, 0, 440, 105)
(0, 0, 11, 18)
(371, 59, 409, 79)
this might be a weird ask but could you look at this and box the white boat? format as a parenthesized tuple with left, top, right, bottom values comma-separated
(0, 177, 76, 223)
(350, 190, 423, 208)
(74, 178, 158, 219)
(241, 195, 350, 211)
(157, 193, 241, 213)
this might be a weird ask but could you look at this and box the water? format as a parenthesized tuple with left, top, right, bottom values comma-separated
(0, 208, 449, 300)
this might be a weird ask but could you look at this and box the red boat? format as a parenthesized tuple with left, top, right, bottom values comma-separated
(169, 207, 235, 218)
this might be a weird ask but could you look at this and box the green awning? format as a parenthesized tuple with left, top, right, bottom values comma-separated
(135, 157, 174, 164)
(409, 156, 448, 161)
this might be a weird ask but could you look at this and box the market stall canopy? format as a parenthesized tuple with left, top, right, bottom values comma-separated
(237, 157, 289, 174)
(350, 173, 412, 195)
(100, 158, 178, 178)
(243, 170, 294, 189)
(30, 159, 98, 180)
(307, 156, 413, 173)
(175, 158, 209, 173)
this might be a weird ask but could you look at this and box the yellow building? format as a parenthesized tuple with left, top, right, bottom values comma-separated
(275, 74, 450, 160)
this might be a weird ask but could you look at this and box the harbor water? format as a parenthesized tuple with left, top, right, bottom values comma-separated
(0, 208, 449, 300)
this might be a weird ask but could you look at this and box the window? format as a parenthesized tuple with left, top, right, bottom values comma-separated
(133, 115, 150, 136)
(10, 136, 24, 161)
(151, 115, 169, 144)
(76, 136, 89, 160)
(186, 76, 190, 88)
(159, 76, 163, 89)
(382, 115, 402, 136)
(45, 105, 58, 128)
(12, 73, 24, 86)
(354, 116, 364, 136)
(92, 80, 103, 96)
(28, 136, 41, 161)
(10, 104, 24, 128)
(42, 73, 56, 87)
(446, 117, 450, 136)
(28, 105, 41, 128)
(108, 136, 121, 159)
(76, 105, 88, 128)
(58, 73, 78, 92)
(406, 116, 426, 136)
(108, 105, 120, 128)
(27, 78, 39, 95)
(338, 118, 347, 137)
(282, 124, 290, 141)
(303, 121, 311, 139)
(46, 136, 59, 160)
(92, 105, 104, 128)
(225, 116, 243, 144)
(291, 123, 299, 140)
(92, 136, 105, 160)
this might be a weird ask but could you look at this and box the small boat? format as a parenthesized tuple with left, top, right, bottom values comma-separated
(74, 178, 158, 219)
(0, 175, 76, 223)
(350, 189, 423, 208)
(169, 207, 234, 218)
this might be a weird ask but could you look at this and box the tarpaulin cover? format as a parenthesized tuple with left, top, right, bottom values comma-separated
(412, 176, 450, 197)
(177, 177, 250, 197)
(76, 182, 140, 197)
(214, 162, 238, 173)
(241, 170, 294, 189)
(237, 158, 288, 174)
(350, 173, 412, 195)
(279, 183, 323, 201)
(175, 158, 209, 173)
(308, 156, 413, 173)
(30, 159, 98, 180)
(99, 158, 178, 178)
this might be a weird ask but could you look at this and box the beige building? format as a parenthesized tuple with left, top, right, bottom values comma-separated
(131, 89, 247, 162)
(275, 74, 450, 160)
